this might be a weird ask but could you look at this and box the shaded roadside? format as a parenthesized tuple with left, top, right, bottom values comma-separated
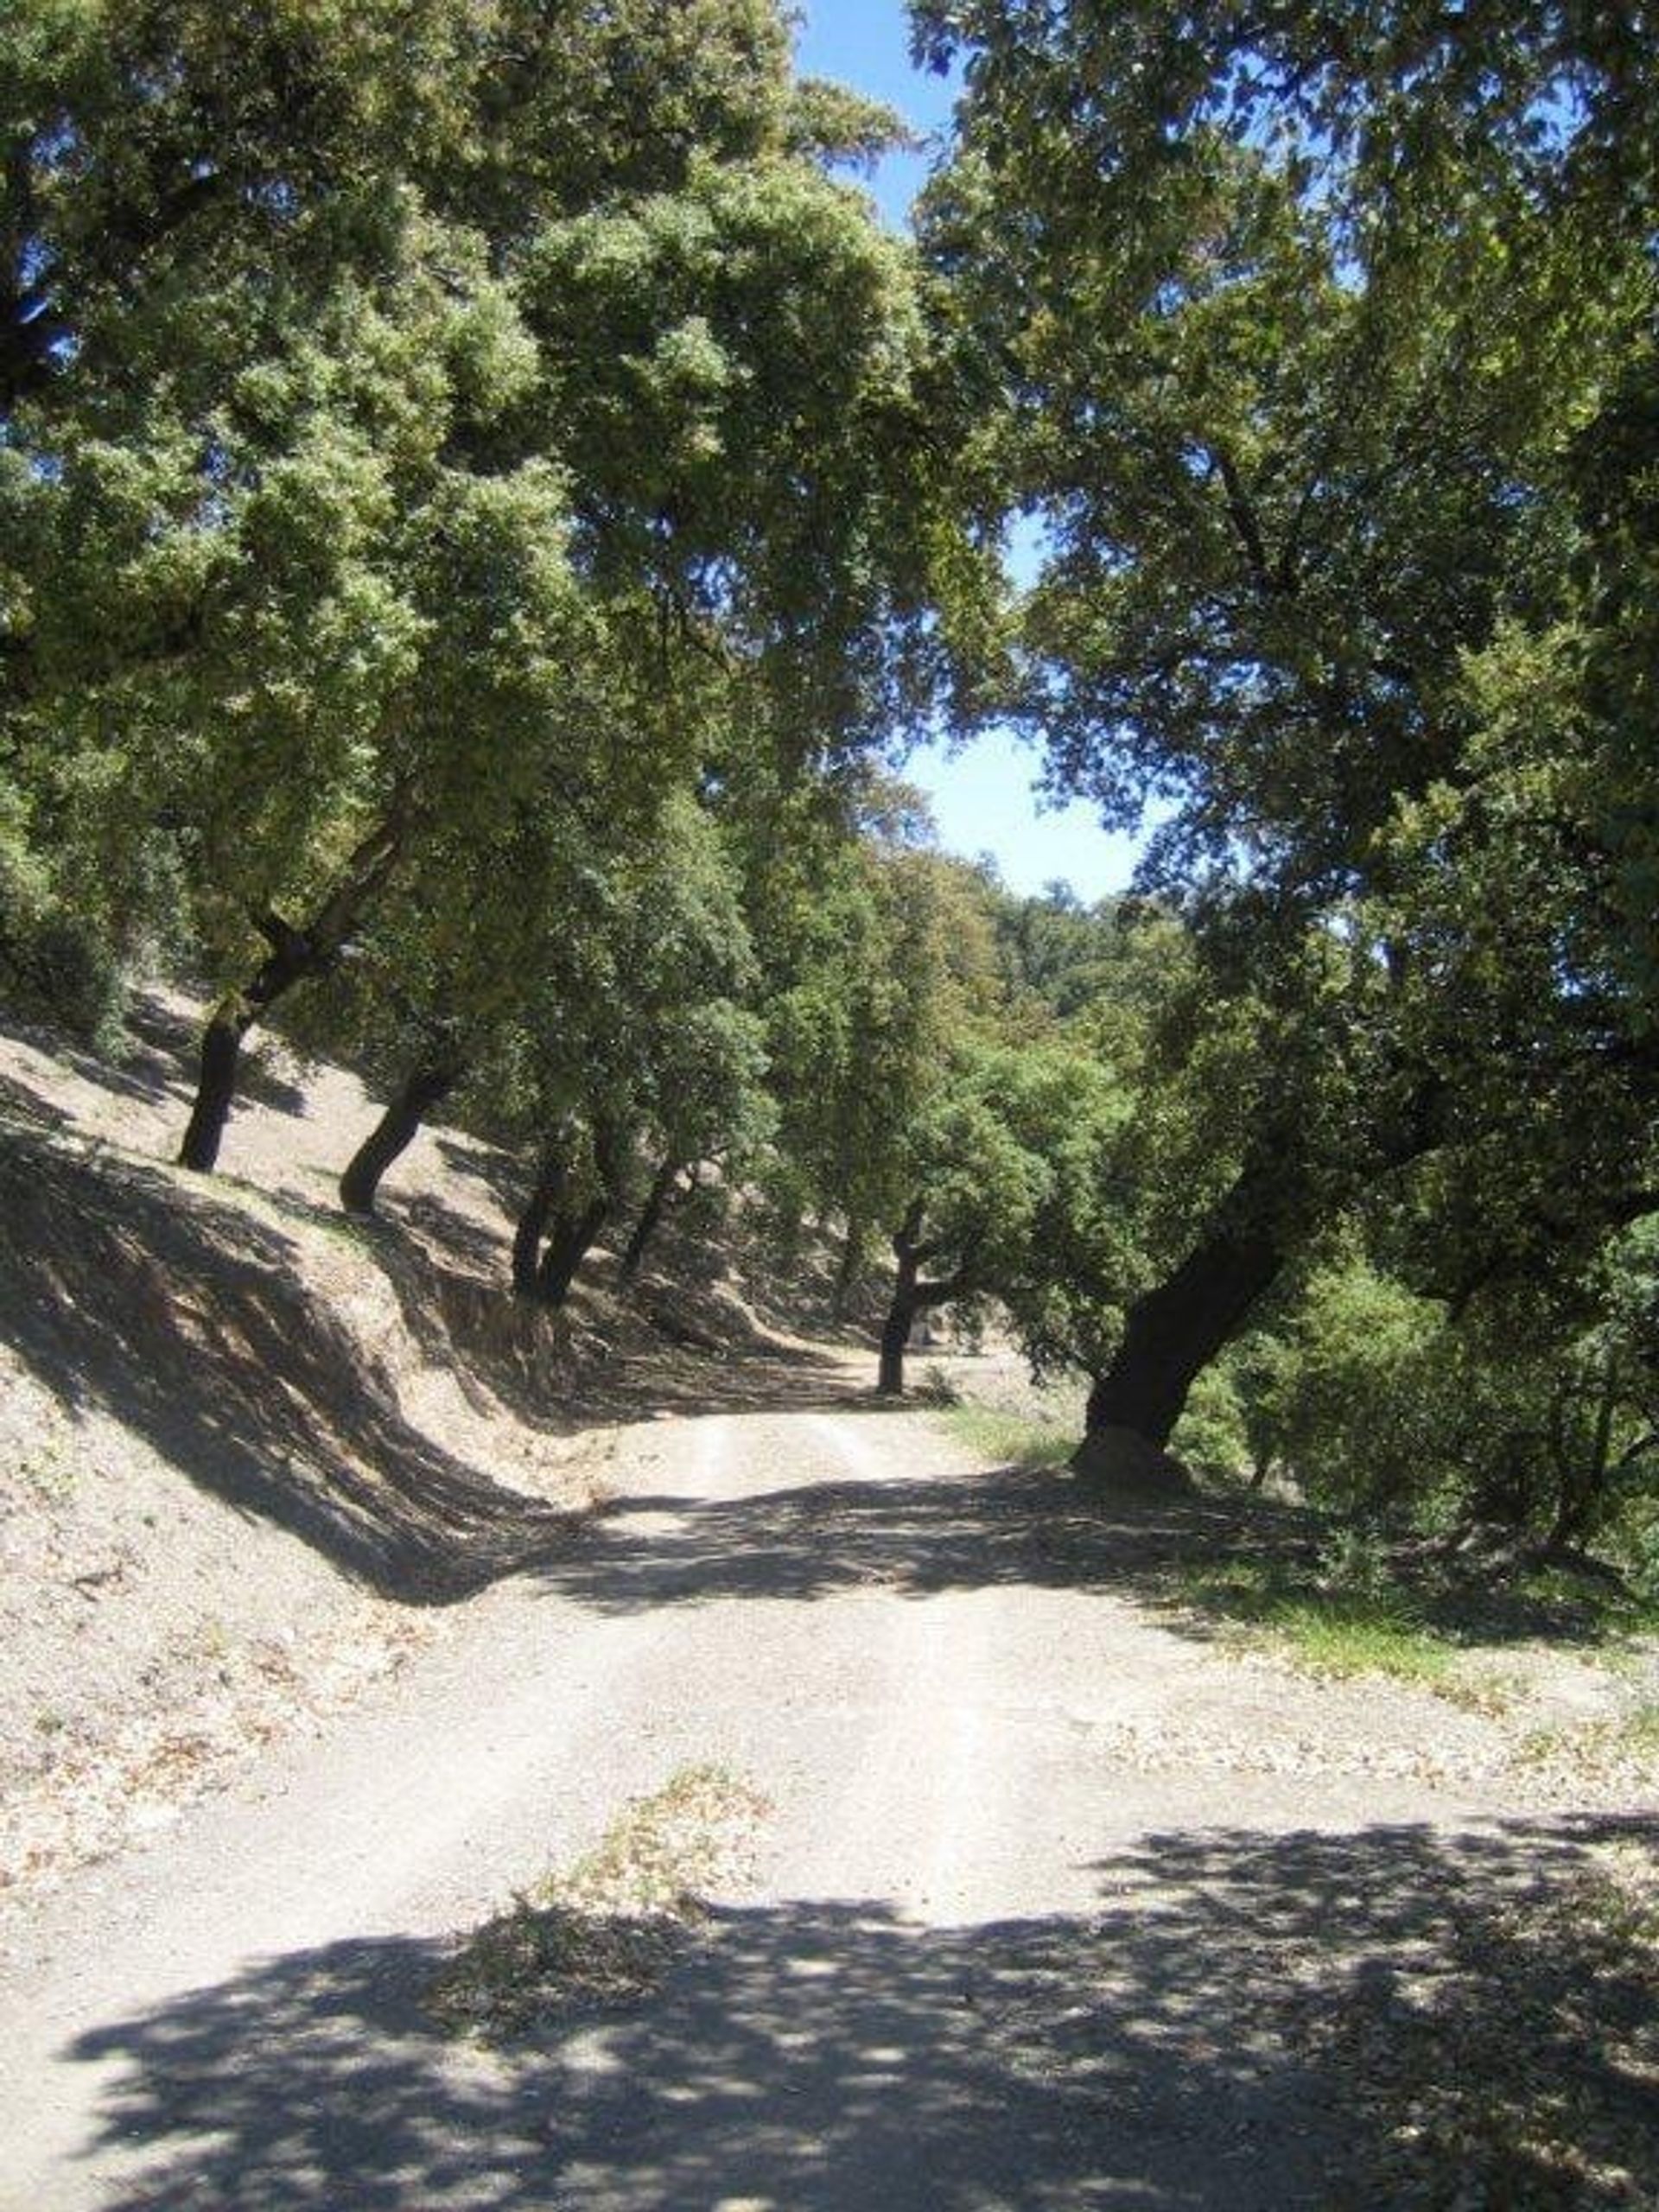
(0, 1132, 577, 1603)
(56, 1815, 1655, 2212)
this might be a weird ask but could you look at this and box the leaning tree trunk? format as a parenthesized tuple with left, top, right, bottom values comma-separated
(339, 1058, 461, 1216)
(178, 925, 324, 1173)
(177, 810, 405, 1173)
(179, 992, 265, 1174)
(877, 1199, 980, 1398)
(1081, 1223, 1283, 1452)
(537, 1196, 611, 1307)
(620, 1158, 681, 1283)
(1076, 1086, 1451, 1478)
(512, 1152, 568, 1300)
(521, 1115, 627, 1307)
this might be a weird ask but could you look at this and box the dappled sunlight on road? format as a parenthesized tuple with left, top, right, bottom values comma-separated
(62, 1815, 1652, 2212)
(537, 1449, 1254, 1618)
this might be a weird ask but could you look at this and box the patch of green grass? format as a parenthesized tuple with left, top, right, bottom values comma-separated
(1268, 1592, 1458, 1685)
(1172, 1560, 1461, 1687)
(1172, 1558, 1284, 1622)
(939, 1405, 1075, 1472)
(427, 1764, 771, 2043)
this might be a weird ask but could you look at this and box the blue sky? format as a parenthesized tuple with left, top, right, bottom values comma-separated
(794, 1, 954, 226)
(794, 3, 1146, 902)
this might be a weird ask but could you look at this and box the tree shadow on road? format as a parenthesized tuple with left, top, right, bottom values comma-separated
(532, 1456, 1272, 1618)
(534, 1436, 1644, 1657)
(59, 1815, 1654, 2211)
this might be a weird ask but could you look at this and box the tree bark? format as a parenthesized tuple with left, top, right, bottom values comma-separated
(1083, 1219, 1284, 1451)
(177, 809, 406, 1173)
(512, 1153, 567, 1300)
(1077, 1082, 1448, 1464)
(537, 1197, 611, 1306)
(339, 1058, 461, 1216)
(876, 1199, 979, 1397)
(520, 1114, 627, 1307)
(620, 1158, 680, 1283)
(178, 924, 316, 1173)
(178, 994, 259, 1174)
(878, 1269, 919, 1396)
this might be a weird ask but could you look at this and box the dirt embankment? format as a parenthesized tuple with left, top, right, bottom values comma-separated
(0, 995, 847, 1920)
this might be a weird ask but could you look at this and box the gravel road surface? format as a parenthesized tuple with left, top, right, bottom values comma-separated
(0, 1406, 1597, 2209)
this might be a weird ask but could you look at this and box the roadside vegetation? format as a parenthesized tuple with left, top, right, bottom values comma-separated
(427, 1765, 772, 2043)
(937, 1404, 1076, 1473)
(1297, 1846, 1659, 2210)
(1173, 1560, 1465, 1689)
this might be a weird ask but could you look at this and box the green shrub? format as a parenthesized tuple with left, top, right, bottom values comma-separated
(0, 842, 125, 1042)
(1170, 1362, 1252, 1482)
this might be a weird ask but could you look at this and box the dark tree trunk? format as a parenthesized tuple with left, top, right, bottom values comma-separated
(1077, 1088, 1449, 1465)
(515, 1113, 626, 1307)
(878, 1201, 926, 1397)
(512, 1154, 568, 1300)
(620, 1158, 680, 1283)
(340, 1058, 461, 1216)
(178, 995, 257, 1173)
(179, 921, 319, 1172)
(177, 810, 406, 1173)
(1084, 1223, 1284, 1450)
(878, 1271, 919, 1396)
(537, 1197, 611, 1307)
(876, 1198, 979, 1398)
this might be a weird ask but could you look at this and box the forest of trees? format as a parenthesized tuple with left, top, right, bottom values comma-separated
(3, 1, 1656, 1578)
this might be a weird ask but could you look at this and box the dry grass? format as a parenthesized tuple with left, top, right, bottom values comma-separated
(1513, 1707, 1659, 1802)
(426, 1765, 772, 2041)
(1297, 1846, 1659, 2209)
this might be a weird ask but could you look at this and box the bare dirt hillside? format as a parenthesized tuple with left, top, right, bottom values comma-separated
(0, 995, 849, 1919)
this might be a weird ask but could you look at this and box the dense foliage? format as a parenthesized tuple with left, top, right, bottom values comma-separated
(2, 0, 1654, 1572)
(912, 0, 1659, 1548)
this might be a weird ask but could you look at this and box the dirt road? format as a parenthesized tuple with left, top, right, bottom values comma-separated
(0, 1406, 1630, 2209)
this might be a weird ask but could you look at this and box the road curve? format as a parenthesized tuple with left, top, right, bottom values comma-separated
(0, 1403, 1541, 2210)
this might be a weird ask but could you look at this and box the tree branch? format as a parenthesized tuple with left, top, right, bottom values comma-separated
(1211, 446, 1283, 597)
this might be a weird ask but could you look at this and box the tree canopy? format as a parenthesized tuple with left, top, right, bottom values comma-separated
(2, 0, 1655, 1573)
(912, 0, 1659, 1481)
